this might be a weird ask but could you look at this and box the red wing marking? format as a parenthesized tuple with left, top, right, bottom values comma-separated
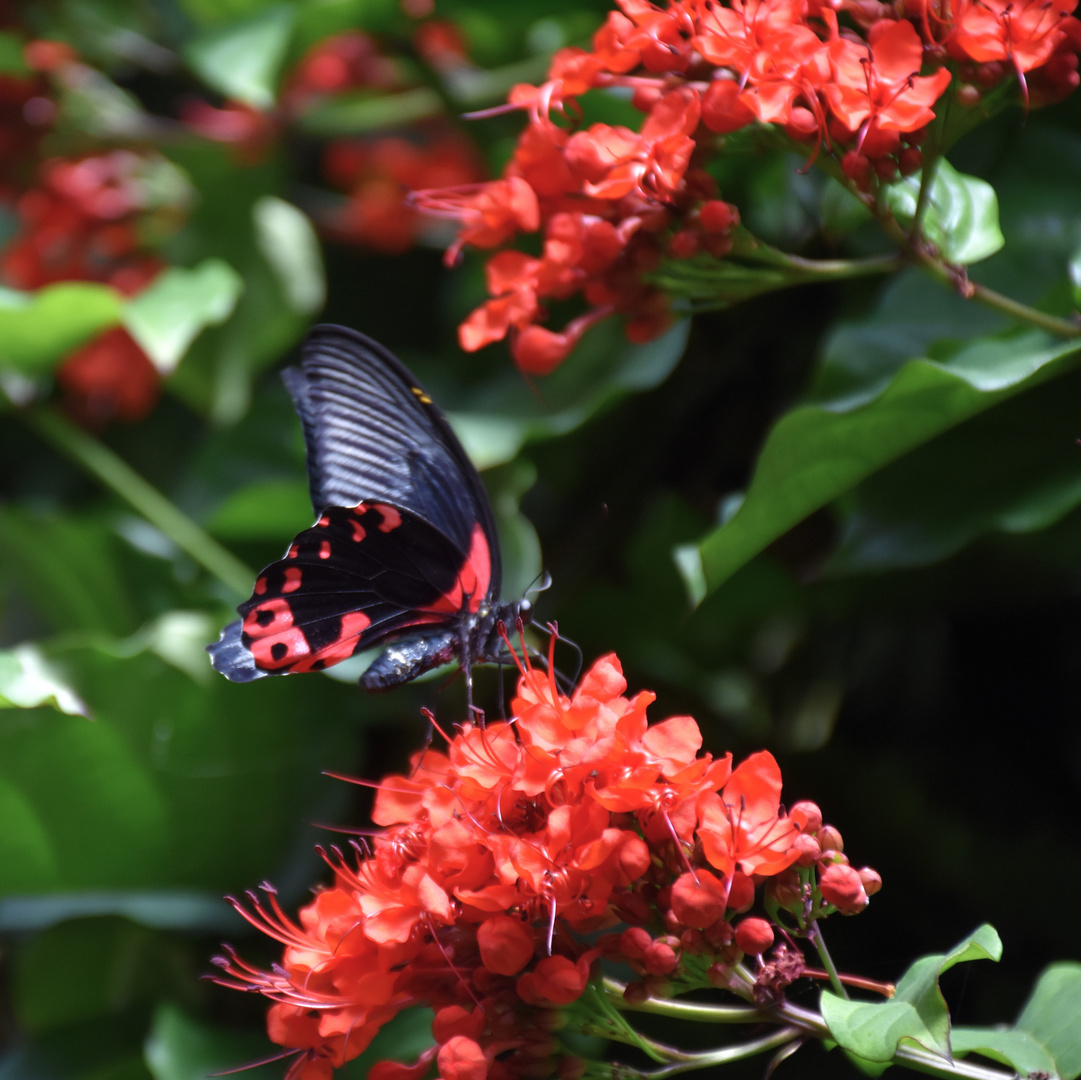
(375, 504, 402, 532)
(289, 610, 373, 672)
(317, 514, 330, 527)
(282, 567, 303, 593)
(287, 544, 299, 559)
(319, 541, 332, 559)
(421, 523, 493, 615)
(349, 517, 366, 542)
(243, 598, 309, 670)
(254, 577, 267, 595)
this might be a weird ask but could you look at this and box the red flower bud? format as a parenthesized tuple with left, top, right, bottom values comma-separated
(818, 825, 844, 853)
(792, 833, 820, 867)
(671, 869, 727, 929)
(477, 914, 535, 976)
(819, 863, 868, 914)
(699, 199, 738, 233)
(644, 941, 679, 976)
(790, 800, 823, 835)
(957, 84, 982, 107)
(438, 1037, 488, 1080)
(734, 917, 774, 956)
(858, 867, 883, 896)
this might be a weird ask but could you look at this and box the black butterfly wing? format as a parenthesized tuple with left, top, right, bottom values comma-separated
(283, 324, 501, 590)
(209, 501, 496, 681)
(208, 324, 506, 684)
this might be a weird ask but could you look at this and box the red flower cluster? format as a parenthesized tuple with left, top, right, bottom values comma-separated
(323, 129, 486, 254)
(414, 0, 1080, 372)
(0, 149, 180, 424)
(214, 644, 875, 1080)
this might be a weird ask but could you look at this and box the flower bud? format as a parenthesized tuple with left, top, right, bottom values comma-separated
(699, 199, 738, 233)
(619, 926, 653, 961)
(898, 148, 923, 176)
(818, 825, 844, 853)
(792, 833, 820, 866)
(623, 981, 650, 1004)
(858, 867, 882, 896)
(790, 801, 822, 835)
(558, 1057, 586, 1080)
(438, 1036, 489, 1080)
(819, 863, 868, 914)
(734, 917, 774, 956)
(766, 868, 803, 911)
(842, 150, 872, 189)
(667, 229, 700, 258)
(671, 869, 727, 929)
(644, 941, 679, 976)
(956, 84, 981, 107)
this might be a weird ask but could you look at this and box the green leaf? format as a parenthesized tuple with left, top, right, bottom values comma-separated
(0, 283, 122, 374)
(1016, 964, 1081, 1080)
(684, 330, 1081, 600)
(145, 1003, 280, 1080)
(207, 478, 312, 541)
(951, 1026, 1060, 1077)
(886, 159, 1005, 265)
(0, 31, 29, 74)
(253, 196, 326, 315)
(0, 646, 89, 717)
(820, 925, 1001, 1063)
(185, 5, 295, 109)
(830, 368, 1081, 573)
(123, 260, 244, 374)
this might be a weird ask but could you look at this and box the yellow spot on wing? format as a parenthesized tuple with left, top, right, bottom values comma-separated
(411, 387, 433, 405)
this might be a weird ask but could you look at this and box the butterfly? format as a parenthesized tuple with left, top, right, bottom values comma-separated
(206, 324, 532, 698)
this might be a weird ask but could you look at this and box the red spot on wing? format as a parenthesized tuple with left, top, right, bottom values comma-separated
(288, 544, 299, 559)
(375, 504, 402, 532)
(319, 541, 332, 559)
(349, 517, 366, 542)
(290, 610, 373, 672)
(421, 523, 493, 615)
(317, 514, 330, 527)
(254, 577, 267, 595)
(282, 567, 303, 593)
(243, 598, 310, 670)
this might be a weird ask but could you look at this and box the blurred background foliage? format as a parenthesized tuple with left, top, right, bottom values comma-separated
(0, 0, 1079, 1077)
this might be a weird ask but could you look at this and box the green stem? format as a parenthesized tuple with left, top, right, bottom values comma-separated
(875, 200, 1081, 338)
(601, 977, 764, 1023)
(619, 1028, 803, 1080)
(25, 406, 253, 597)
(809, 922, 847, 999)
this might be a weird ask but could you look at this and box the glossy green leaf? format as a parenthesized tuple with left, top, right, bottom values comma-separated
(1016, 964, 1081, 1080)
(0, 283, 122, 374)
(830, 367, 1081, 573)
(185, 5, 295, 109)
(684, 330, 1081, 600)
(253, 196, 326, 315)
(123, 260, 244, 374)
(0, 646, 89, 717)
(886, 159, 1005, 265)
(820, 925, 1001, 1062)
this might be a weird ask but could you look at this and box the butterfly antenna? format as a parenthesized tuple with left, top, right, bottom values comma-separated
(526, 568, 553, 597)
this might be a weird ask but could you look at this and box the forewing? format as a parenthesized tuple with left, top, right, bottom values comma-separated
(283, 324, 501, 590)
(207, 501, 496, 681)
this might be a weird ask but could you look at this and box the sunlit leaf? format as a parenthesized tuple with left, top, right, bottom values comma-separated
(1016, 964, 1081, 1080)
(123, 260, 244, 374)
(886, 159, 1005, 265)
(185, 5, 295, 109)
(820, 925, 1001, 1062)
(684, 330, 1081, 600)
(253, 196, 326, 315)
(0, 283, 122, 374)
(0, 646, 89, 717)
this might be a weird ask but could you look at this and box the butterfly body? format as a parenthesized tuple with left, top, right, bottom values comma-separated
(207, 325, 530, 691)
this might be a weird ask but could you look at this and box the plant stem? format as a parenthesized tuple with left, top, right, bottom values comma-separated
(25, 406, 253, 597)
(622, 1028, 803, 1079)
(808, 923, 847, 999)
(601, 977, 764, 1023)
